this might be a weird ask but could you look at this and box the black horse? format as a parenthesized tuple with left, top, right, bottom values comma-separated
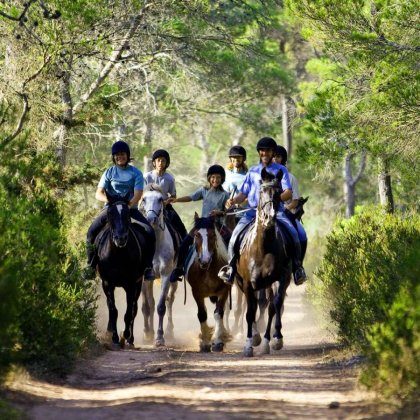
(95, 194, 148, 348)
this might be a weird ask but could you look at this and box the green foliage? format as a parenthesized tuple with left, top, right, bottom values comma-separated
(314, 206, 419, 401)
(0, 143, 97, 377)
(361, 286, 420, 402)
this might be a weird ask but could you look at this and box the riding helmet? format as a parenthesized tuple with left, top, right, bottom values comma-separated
(256, 137, 277, 151)
(152, 149, 170, 167)
(274, 145, 288, 164)
(111, 140, 131, 158)
(228, 145, 247, 161)
(207, 164, 226, 184)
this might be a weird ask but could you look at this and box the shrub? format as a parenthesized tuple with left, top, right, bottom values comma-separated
(314, 206, 419, 401)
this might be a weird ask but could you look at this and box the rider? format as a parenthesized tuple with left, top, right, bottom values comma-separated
(144, 149, 187, 239)
(273, 145, 308, 264)
(223, 145, 248, 225)
(85, 140, 156, 280)
(167, 164, 230, 283)
(218, 137, 307, 286)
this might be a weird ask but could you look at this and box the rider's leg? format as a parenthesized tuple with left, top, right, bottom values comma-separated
(276, 211, 307, 285)
(130, 208, 156, 280)
(169, 231, 194, 283)
(166, 205, 187, 239)
(296, 220, 307, 260)
(218, 217, 250, 285)
(84, 208, 108, 279)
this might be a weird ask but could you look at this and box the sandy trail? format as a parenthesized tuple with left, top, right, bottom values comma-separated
(6, 283, 395, 419)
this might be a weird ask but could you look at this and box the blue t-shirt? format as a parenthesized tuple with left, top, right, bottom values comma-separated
(144, 170, 176, 197)
(98, 164, 144, 200)
(239, 162, 291, 209)
(189, 187, 230, 217)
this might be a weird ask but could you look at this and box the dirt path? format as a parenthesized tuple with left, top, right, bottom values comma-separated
(6, 284, 395, 419)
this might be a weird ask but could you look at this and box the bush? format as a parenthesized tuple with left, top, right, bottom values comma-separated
(314, 206, 419, 401)
(0, 147, 98, 377)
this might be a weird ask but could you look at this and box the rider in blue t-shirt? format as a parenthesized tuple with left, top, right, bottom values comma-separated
(218, 137, 307, 286)
(84, 140, 156, 280)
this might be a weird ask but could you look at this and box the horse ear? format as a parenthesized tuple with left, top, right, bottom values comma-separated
(194, 212, 199, 221)
(276, 169, 283, 182)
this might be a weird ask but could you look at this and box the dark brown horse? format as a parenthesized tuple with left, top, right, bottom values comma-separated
(96, 195, 147, 348)
(185, 214, 231, 352)
(235, 168, 291, 356)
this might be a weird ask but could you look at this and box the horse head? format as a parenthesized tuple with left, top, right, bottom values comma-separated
(258, 167, 283, 228)
(106, 192, 131, 248)
(141, 184, 165, 229)
(193, 212, 218, 269)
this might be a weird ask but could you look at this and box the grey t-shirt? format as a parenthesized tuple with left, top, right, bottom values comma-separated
(144, 170, 176, 197)
(189, 187, 230, 217)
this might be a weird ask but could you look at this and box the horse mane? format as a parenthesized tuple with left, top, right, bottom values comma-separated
(143, 183, 165, 195)
(194, 216, 215, 230)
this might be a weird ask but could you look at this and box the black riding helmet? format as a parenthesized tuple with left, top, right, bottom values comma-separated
(207, 164, 226, 184)
(152, 149, 170, 168)
(256, 137, 277, 151)
(274, 145, 288, 164)
(228, 145, 247, 161)
(112, 140, 131, 158)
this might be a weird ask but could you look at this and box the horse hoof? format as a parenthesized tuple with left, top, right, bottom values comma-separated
(211, 342, 224, 352)
(243, 346, 254, 357)
(260, 340, 270, 355)
(252, 334, 262, 347)
(271, 337, 283, 351)
(143, 333, 155, 344)
(200, 343, 211, 353)
(127, 342, 135, 349)
(155, 338, 165, 347)
(109, 342, 121, 351)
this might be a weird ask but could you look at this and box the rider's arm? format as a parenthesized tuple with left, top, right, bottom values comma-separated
(168, 195, 192, 204)
(129, 189, 143, 208)
(225, 192, 247, 209)
(280, 189, 292, 202)
(95, 187, 108, 203)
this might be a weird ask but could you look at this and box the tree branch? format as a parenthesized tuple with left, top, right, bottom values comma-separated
(73, 2, 152, 115)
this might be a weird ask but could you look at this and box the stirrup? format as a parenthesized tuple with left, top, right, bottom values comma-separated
(218, 265, 234, 285)
(169, 267, 184, 283)
(144, 267, 156, 281)
(294, 267, 307, 286)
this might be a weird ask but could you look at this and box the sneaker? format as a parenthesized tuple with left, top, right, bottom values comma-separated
(82, 265, 96, 281)
(294, 267, 307, 285)
(144, 267, 156, 281)
(169, 267, 184, 283)
(218, 265, 234, 285)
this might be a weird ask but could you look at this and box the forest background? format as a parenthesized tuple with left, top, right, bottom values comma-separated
(0, 0, 418, 410)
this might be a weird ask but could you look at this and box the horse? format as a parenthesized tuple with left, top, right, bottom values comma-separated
(234, 167, 291, 356)
(95, 194, 148, 348)
(186, 214, 231, 352)
(140, 184, 181, 346)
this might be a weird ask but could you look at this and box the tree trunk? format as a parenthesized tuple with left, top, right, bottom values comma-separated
(55, 69, 73, 169)
(343, 151, 367, 218)
(143, 118, 153, 173)
(281, 94, 293, 158)
(377, 156, 394, 213)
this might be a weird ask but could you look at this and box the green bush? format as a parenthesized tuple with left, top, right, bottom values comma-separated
(314, 206, 419, 401)
(0, 147, 97, 377)
(361, 285, 420, 402)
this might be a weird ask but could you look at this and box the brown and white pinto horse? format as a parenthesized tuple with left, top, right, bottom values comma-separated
(186, 214, 231, 352)
(235, 167, 291, 356)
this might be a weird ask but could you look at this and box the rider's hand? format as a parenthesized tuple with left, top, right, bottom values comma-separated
(167, 197, 176, 204)
(209, 209, 224, 218)
(225, 198, 234, 209)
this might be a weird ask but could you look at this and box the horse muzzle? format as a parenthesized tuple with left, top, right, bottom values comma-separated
(113, 235, 128, 248)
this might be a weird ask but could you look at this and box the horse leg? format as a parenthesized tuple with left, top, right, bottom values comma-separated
(272, 282, 287, 350)
(212, 293, 229, 352)
(244, 288, 258, 357)
(261, 287, 275, 354)
(102, 283, 119, 347)
(232, 283, 244, 336)
(156, 274, 171, 347)
(123, 281, 142, 347)
(141, 281, 155, 343)
(256, 288, 269, 331)
(165, 281, 177, 341)
(193, 291, 212, 352)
